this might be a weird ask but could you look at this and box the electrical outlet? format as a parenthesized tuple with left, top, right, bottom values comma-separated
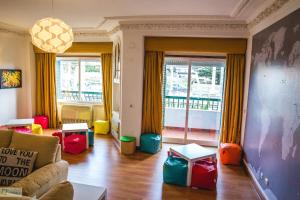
(260, 172, 264, 179)
(264, 177, 269, 186)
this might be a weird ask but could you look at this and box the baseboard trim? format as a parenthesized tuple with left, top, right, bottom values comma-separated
(243, 159, 268, 200)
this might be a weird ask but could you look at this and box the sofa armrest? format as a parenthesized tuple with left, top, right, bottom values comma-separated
(11, 160, 69, 198)
(0, 197, 32, 200)
(39, 181, 73, 200)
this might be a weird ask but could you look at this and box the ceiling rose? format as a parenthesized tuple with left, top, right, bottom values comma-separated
(30, 17, 73, 53)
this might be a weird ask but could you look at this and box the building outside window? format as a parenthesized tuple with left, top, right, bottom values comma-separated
(56, 57, 102, 104)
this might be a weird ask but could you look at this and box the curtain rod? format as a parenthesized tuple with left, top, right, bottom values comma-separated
(165, 54, 226, 59)
(56, 55, 100, 58)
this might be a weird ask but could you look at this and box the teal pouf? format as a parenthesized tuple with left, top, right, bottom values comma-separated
(79, 129, 94, 146)
(163, 155, 188, 186)
(140, 133, 161, 154)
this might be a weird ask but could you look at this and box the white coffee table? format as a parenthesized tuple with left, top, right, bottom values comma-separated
(62, 123, 89, 149)
(169, 143, 216, 186)
(5, 118, 34, 128)
(72, 182, 106, 200)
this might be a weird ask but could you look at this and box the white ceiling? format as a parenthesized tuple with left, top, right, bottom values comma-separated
(0, 0, 267, 31)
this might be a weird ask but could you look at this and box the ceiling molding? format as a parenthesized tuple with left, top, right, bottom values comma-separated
(248, 0, 291, 28)
(0, 21, 28, 36)
(230, 0, 252, 17)
(118, 22, 248, 33)
(105, 15, 235, 22)
(73, 31, 111, 42)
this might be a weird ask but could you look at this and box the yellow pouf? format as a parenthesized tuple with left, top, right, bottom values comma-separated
(94, 120, 109, 134)
(32, 123, 43, 135)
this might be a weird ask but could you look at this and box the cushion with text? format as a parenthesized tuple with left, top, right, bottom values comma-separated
(0, 148, 38, 186)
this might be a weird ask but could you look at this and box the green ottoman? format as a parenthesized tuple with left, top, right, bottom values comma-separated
(140, 133, 161, 154)
(80, 129, 94, 146)
(163, 155, 188, 186)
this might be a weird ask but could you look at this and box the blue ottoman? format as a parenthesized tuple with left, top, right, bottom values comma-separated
(80, 129, 94, 146)
(163, 155, 188, 186)
(140, 133, 161, 154)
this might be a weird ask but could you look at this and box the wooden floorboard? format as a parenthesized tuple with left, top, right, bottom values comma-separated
(47, 130, 260, 200)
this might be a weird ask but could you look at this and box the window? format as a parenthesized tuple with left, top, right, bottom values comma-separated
(56, 57, 102, 103)
(164, 58, 225, 99)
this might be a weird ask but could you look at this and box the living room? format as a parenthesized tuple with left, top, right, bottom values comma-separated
(0, 0, 299, 199)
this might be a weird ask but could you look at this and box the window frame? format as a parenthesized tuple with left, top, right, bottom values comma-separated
(56, 56, 103, 105)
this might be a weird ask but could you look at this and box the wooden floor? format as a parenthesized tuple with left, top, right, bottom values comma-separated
(47, 131, 260, 200)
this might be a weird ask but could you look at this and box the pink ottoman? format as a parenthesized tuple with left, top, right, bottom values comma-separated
(64, 134, 86, 154)
(15, 127, 32, 134)
(34, 115, 49, 129)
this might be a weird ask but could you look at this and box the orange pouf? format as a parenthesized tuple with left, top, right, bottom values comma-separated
(219, 143, 242, 165)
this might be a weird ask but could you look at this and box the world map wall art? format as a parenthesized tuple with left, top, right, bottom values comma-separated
(0, 69, 22, 89)
(244, 8, 300, 200)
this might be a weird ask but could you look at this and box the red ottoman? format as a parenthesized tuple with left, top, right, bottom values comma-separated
(15, 127, 32, 134)
(219, 143, 242, 165)
(52, 131, 62, 144)
(64, 134, 86, 154)
(34, 115, 49, 129)
(191, 159, 218, 190)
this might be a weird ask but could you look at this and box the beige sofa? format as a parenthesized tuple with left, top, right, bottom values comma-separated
(0, 130, 71, 199)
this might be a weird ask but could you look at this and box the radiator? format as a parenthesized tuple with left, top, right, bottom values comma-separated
(61, 105, 93, 128)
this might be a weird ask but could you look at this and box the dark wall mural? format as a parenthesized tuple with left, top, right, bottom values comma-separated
(244, 8, 300, 200)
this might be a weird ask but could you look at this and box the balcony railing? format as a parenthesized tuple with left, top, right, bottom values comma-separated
(58, 91, 102, 103)
(164, 95, 221, 111)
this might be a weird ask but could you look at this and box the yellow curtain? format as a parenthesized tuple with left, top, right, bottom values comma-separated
(221, 54, 245, 144)
(141, 51, 165, 134)
(101, 54, 112, 122)
(35, 53, 58, 128)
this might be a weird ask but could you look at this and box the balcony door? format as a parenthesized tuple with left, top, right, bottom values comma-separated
(162, 56, 225, 146)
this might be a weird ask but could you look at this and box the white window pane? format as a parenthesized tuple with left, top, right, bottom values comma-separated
(80, 60, 102, 103)
(60, 60, 79, 91)
(56, 57, 102, 104)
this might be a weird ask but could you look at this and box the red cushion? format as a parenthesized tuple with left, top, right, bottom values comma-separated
(34, 115, 49, 129)
(219, 143, 242, 165)
(52, 131, 62, 144)
(191, 159, 218, 190)
(64, 134, 86, 154)
(167, 151, 181, 157)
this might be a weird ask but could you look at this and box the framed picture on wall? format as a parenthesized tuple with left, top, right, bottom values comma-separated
(0, 69, 22, 89)
(113, 42, 121, 83)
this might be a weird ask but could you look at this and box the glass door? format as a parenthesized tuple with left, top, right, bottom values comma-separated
(162, 56, 226, 146)
(187, 60, 225, 146)
(162, 57, 189, 144)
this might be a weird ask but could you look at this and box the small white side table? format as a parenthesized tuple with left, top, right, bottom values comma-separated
(169, 143, 216, 186)
(72, 182, 107, 200)
(5, 118, 34, 128)
(62, 123, 89, 150)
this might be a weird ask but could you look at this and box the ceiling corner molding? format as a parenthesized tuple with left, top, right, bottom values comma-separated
(117, 22, 248, 34)
(73, 31, 111, 42)
(231, 0, 252, 17)
(0, 21, 28, 36)
(248, 0, 291, 28)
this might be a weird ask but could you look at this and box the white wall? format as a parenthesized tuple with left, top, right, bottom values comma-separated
(119, 32, 144, 145)
(164, 108, 221, 130)
(0, 32, 35, 125)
